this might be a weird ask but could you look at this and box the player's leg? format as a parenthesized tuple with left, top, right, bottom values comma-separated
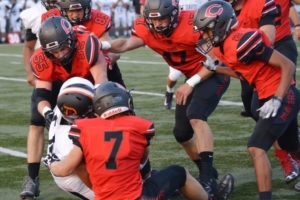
(20, 89, 45, 199)
(114, 14, 120, 37)
(164, 66, 181, 109)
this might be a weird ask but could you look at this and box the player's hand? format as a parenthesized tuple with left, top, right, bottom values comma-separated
(44, 110, 54, 130)
(101, 41, 111, 50)
(200, 54, 217, 71)
(176, 83, 193, 105)
(257, 96, 282, 119)
(42, 154, 60, 169)
(26, 73, 36, 87)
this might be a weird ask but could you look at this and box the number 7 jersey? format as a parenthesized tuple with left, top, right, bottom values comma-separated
(131, 10, 205, 78)
(68, 115, 155, 200)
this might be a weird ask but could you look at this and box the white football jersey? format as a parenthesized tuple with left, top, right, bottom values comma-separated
(179, 0, 207, 11)
(113, 0, 129, 15)
(20, 3, 46, 48)
(98, 0, 113, 17)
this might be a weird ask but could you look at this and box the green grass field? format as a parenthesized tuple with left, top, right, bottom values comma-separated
(0, 43, 299, 200)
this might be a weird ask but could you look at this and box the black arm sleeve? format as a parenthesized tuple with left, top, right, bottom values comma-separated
(25, 29, 37, 41)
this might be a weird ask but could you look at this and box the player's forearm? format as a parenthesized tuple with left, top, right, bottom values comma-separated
(51, 161, 74, 177)
(23, 42, 35, 74)
(109, 39, 130, 53)
(215, 66, 239, 79)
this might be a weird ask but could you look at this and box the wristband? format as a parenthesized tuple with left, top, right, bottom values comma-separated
(101, 41, 111, 50)
(42, 106, 51, 117)
(186, 74, 201, 87)
(272, 96, 282, 103)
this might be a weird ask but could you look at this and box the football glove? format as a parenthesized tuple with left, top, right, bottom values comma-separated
(44, 110, 54, 130)
(42, 154, 60, 169)
(200, 54, 217, 71)
(257, 96, 282, 119)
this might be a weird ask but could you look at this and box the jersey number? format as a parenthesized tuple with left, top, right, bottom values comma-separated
(104, 131, 123, 170)
(163, 51, 187, 66)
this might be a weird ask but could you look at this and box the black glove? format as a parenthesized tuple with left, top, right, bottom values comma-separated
(42, 154, 60, 169)
(44, 110, 54, 130)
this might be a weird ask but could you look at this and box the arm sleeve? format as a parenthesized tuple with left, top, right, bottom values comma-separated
(259, 0, 277, 27)
(237, 31, 274, 64)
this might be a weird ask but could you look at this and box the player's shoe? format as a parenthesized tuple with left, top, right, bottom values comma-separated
(198, 177, 218, 198)
(215, 173, 234, 200)
(164, 91, 173, 110)
(240, 109, 252, 117)
(20, 176, 40, 199)
(294, 181, 300, 191)
(275, 149, 299, 183)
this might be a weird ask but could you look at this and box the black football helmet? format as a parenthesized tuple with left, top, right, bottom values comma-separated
(57, 77, 95, 123)
(93, 82, 134, 119)
(39, 16, 77, 66)
(193, 0, 237, 53)
(41, 0, 58, 10)
(57, 0, 92, 25)
(143, 0, 179, 38)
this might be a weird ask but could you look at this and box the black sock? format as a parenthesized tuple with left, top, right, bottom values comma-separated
(259, 191, 272, 200)
(199, 152, 213, 182)
(193, 159, 202, 175)
(28, 163, 40, 180)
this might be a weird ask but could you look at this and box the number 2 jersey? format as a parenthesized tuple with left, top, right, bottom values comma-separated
(131, 10, 205, 78)
(69, 115, 155, 200)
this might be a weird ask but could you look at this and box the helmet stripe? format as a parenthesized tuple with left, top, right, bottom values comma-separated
(58, 86, 94, 99)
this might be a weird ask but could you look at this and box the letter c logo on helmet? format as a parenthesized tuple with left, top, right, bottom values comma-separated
(61, 19, 71, 34)
(205, 4, 223, 17)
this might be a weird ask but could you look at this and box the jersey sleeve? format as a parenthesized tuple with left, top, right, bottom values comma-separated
(68, 123, 83, 150)
(237, 31, 273, 64)
(131, 18, 147, 40)
(30, 49, 55, 81)
(259, 0, 277, 27)
(85, 35, 101, 66)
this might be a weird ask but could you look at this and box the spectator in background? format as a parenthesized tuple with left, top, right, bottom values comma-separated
(0, 0, 10, 43)
(133, 0, 140, 18)
(8, 0, 24, 34)
(97, 0, 114, 17)
(127, 0, 135, 31)
(112, 0, 129, 37)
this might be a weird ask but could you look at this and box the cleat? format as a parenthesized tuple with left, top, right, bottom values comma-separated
(294, 181, 300, 192)
(216, 173, 234, 200)
(20, 176, 40, 199)
(164, 91, 173, 110)
(240, 109, 252, 117)
(275, 150, 299, 184)
(197, 177, 218, 198)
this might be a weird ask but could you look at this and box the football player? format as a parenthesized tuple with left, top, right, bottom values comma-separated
(112, 0, 129, 37)
(21, 16, 108, 199)
(48, 81, 234, 200)
(19, 0, 59, 198)
(193, 1, 300, 199)
(43, 77, 95, 199)
(101, 0, 232, 198)
(225, 0, 300, 184)
(42, 0, 125, 87)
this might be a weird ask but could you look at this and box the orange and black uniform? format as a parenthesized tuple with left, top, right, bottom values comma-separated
(132, 11, 230, 143)
(30, 31, 101, 126)
(214, 27, 300, 152)
(42, 8, 125, 86)
(69, 116, 186, 200)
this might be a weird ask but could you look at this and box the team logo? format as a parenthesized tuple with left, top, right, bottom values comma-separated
(63, 105, 77, 116)
(61, 19, 71, 34)
(205, 4, 223, 17)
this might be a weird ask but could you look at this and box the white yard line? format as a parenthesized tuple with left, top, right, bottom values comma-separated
(0, 146, 27, 158)
(0, 76, 243, 106)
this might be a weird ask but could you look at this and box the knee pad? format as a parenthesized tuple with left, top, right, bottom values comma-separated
(173, 125, 193, 143)
(168, 67, 182, 81)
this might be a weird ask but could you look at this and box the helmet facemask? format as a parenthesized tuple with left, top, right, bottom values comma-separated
(42, 0, 58, 10)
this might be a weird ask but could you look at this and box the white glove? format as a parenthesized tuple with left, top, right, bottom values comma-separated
(100, 41, 111, 50)
(257, 96, 282, 119)
(200, 54, 217, 71)
(42, 153, 60, 169)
